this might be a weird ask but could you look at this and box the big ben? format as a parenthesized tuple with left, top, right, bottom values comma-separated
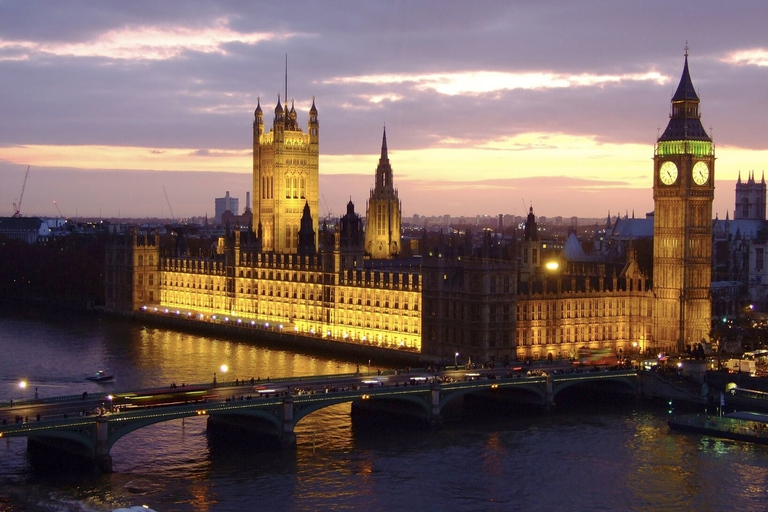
(652, 48, 714, 355)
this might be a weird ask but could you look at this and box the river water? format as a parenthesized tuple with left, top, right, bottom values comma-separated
(2, 305, 768, 511)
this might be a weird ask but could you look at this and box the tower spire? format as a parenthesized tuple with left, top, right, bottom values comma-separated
(658, 46, 710, 143)
(381, 126, 388, 161)
(285, 53, 288, 107)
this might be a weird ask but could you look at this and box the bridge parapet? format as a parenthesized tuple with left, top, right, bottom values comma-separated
(0, 368, 640, 473)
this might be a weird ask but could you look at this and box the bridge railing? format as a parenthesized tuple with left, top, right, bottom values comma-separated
(0, 369, 425, 409)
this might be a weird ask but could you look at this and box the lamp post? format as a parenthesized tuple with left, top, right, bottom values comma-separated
(455, 352, 459, 368)
(632, 341, 638, 368)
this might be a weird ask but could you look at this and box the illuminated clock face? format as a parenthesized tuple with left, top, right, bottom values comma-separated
(692, 161, 710, 185)
(659, 161, 678, 185)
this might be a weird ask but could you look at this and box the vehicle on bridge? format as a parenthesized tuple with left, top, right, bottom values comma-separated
(116, 385, 215, 409)
(576, 348, 618, 367)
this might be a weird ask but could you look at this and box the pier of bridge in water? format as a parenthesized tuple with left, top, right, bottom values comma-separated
(0, 366, 649, 473)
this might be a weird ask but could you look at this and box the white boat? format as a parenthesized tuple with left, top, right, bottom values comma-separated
(86, 370, 114, 382)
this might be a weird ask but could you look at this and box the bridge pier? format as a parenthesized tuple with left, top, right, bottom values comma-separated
(95, 417, 113, 473)
(545, 374, 555, 412)
(282, 395, 296, 450)
(429, 385, 442, 428)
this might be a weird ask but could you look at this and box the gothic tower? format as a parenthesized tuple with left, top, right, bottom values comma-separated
(734, 171, 766, 220)
(252, 95, 319, 253)
(652, 49, 715, 354)
(518, 206, 541, 282)
(365, 127, 402, 259)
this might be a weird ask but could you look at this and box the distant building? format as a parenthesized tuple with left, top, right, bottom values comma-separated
(220, 192, 252, 228)
(214, 191, 239, 225)
(0, 217, 45, 243)
(734, 171, 766, 221)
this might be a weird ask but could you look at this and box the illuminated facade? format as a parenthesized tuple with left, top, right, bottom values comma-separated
(107, 53, 714, 363)
(140, 227, 422, 351)
(253, 96, 319, 253)
(514, 256, 653, 362)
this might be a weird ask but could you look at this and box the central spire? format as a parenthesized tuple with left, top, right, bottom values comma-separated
(380, 126, 389, 162)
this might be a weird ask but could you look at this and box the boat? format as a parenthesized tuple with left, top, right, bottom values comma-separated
(86, 370, 114, 382)
(668, 410, 768, 445)
(723, 385, 768, 412)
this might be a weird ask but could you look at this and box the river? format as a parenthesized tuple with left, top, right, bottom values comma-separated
(1, 305, 768, 511)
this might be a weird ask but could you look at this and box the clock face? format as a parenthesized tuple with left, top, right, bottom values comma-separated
(659, 161, 678, 185)
(692, 161, 710, 185)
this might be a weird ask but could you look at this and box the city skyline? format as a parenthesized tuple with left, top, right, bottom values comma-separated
(1, 2, 768, 220)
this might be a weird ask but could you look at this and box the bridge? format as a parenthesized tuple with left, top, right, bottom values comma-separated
(0, 367, 639, 473)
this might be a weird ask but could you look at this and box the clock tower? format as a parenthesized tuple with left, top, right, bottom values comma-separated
(652, 49, 715, 354)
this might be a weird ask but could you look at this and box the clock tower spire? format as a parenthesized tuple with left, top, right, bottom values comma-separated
(651, 48, 715, 355)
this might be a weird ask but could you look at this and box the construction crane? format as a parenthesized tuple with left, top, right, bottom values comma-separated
(162, 185, 175, 221)
(321, 193, 332, 220)
(12, 166, 30, 217)
(53, 200, 64, 218)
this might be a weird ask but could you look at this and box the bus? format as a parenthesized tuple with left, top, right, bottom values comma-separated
(116, 385, 216, 409)
(726, 350, 768, 376)
(743, 350, 768, 363)
(576, 348, 618, 367)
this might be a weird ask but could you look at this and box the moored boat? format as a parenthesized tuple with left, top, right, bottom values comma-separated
(668, 410, 768, 444)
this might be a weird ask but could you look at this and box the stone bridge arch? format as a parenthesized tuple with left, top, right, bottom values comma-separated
(437, 382, 548, 414)
(293, 391, 434, 425)
(551, 373, 638, 403)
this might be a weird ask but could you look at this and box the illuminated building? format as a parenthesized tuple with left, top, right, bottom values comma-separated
(107, 52, 714, 364)
(252, 96, 319, 253)
(651, 48, 715, 355)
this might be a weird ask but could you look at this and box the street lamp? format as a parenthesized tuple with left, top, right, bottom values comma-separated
(455, 352, 459, 368)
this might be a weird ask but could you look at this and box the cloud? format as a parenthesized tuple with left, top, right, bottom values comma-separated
(0, 17, 300, 62)
(324, 70, 669, 97)
(722, 48, 768, 67)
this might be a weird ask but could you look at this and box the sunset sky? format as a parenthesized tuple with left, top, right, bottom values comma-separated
(1, 1, 767, 221)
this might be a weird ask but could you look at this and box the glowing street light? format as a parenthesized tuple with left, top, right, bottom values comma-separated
(455, 352, 459, 368)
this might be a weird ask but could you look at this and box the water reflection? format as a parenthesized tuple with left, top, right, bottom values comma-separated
(7, 309, 768, 511)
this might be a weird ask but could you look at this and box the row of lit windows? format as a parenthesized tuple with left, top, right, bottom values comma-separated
(517, 322, 635, 346)
(516, 297, 652, 321)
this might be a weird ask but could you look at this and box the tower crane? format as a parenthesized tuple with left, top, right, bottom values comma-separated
(163, 185, 176, 221)
(12, 166, 30, 217)
(53, 200, 64, 218)
(321, 193, 332, 220)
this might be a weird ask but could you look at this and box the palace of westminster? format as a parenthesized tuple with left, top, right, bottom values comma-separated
(104, 53, 761, 366)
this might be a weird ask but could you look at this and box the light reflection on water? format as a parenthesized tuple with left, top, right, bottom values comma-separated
(3, 308, 768, 511)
